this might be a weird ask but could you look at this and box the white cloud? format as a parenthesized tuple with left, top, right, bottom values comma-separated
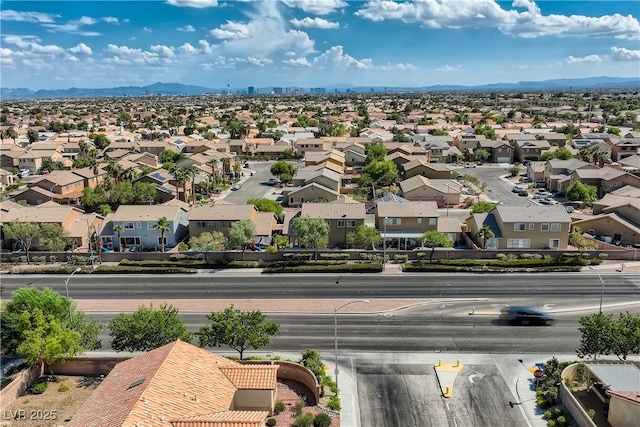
(208, 2, 315, 57)
(166, 0, 219, 8)
(433, 65, 462, 72)
(610, 46, 640, 61)
(180, 43, 199, 54)
(355, 0, 640, 40)
(312, 45, 372, 69)
(285, 51, 297, 57)
(383, 62, 418, 71)
(247, 57, 274, 67)
(2, 35, 65, 55)
(281, 0, 347, 15)
(143, 27, 152, 32)
(68, 43, 92, 55)
(0, 10, 59, 23)
(150, 45, 176, 57)
(42, 15, 102, 36)
(105, 44, 169, 65)
(290, 17, 340, 29)
(565, 55, 602, 64)
(177, 25, 196, 32)
(283, 57, 311, 67)
(103, 17, 119, 24)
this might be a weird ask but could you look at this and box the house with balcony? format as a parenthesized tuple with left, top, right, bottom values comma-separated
(467, 205, 571, 250)
(543, 158, 596, 191)
(101, 204, 189, 252)
(375, 200, 440, 250)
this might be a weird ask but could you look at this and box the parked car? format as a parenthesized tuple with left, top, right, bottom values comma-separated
(501, 306, 554, 325)
(465, 163, 477, 168)
(231, 183, 242, 191)
(565, 205, 574, 213)
(518, 189, 529, 197)
(266, 178, 278, 186)
(512, 185, 525, 193)
(539, 198, 558, 205)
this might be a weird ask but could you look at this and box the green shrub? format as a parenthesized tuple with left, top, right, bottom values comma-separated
(563, 377, 573, 390)
(576, 363, 586, 384)
(263, 263, 382, 273)
(320, 253, 350, 259)
(266, 418, 277, 426)
(30, 380, 47, 394)
(327, 395, 341, 411)
(496, 253, 507, 260)
(293, 399, 305, 417)
(274, 400, 286, 414)
(48, 255, 57, 263)
(313, 413, 332, 427)
(57, 384, 69, 392)
(393, 254, 408, 263)
(415, 252, 427, 258)
(543, 410, 552, 420)
(554, 408, 564, 418)
(556, 415, 566, 427)
(292, 413, 313, 427)
(547, 420, 556, 427)
(587, 409, 596, 419)
(178, 242, 189, 251)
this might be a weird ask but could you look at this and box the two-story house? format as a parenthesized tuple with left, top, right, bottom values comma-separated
(102, 204, 189, 252)
(467, 205, 571, 250)
(568, 168, 640, 198)
(513, 139, 551, 162)
(399, 175, 462, 207)
(290, 199, 367, 248)
(402, 159, 452, 180)
(375, 200, 440, 250)
(608, 138, 640, 162)
(544, 158, 596, 191)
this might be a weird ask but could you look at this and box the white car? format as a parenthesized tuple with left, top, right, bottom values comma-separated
(231, 183, 242, 191)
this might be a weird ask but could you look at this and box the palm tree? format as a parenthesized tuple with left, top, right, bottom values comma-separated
(220, 158, 230, 185)
(154, 216, 170, 252)
(113, 225, 124, 252)
(475, 225, 495, 249)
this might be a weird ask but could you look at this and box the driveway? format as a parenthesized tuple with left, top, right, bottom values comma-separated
(454, 164, 537, 206)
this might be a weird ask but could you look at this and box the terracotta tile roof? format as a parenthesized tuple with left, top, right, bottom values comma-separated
(220, 365, 278, 389)
(171, 410, 269, 427)
(69, 341, 247, 427)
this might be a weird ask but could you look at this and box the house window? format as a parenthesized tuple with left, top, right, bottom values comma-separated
(428, 218, 436, 226)
(300, 197, 304, 203)
(136, 222, 142, 229)
(123, 237, 141, 246)
(551, 223, 561, 231)
(207, 221, 214, 228)
(197, 221, 206, 228)
(325, 220, 331, 226)
(541, 223, 550, 232)
(388, 218, 401, 226)
(549, 239, 560, 249)
(529, 223, 535, 230)
(147, 222, 155, 230)
(338, 220, 345, 228)
(514, 223, 526, 231)
(347, 220, 356, 228)
(417, 218, 422, 224)
(507, 238, 531, 248)
(157, 236, 167, 246)
(290, 197, 294, 204)
(123, 222, 135, 230)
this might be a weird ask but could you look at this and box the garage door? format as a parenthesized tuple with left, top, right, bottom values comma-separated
(496, 157, 511, 163)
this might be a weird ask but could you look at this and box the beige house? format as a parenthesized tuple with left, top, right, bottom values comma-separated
(513, 139, 551, 162)
(12, 170, 89, 205)
(402, 159, 452, 180)
(544, 158, 596, 191)
(290, 166, 342, 192)
(294, 199, 367, 247)
(571, 203, 640, 247)
(69, 340, 277, 427)
(283, 183, 341, 207)
(568, 168, 640, 197)
(399, 175, 462, 207)
(467, 205, 571, 250)
(375, 200, 440, 249)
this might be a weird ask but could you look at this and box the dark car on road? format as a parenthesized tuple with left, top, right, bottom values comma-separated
(502, 306, 554, 325)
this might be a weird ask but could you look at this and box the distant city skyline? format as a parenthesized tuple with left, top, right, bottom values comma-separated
(1, 1, 639, 91)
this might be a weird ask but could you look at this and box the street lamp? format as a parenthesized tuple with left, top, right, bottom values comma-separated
(64, 267, 82, 324)
(588, 266, 605, 314)
(76, 218, 95, 270)
(334, 297, 369, 395)
(383, 216, 388, 270)
(49, 183, 59, 202)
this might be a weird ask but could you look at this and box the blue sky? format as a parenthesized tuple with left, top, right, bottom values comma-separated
(1, 1, 639, 90)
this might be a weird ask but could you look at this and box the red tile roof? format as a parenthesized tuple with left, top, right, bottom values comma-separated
(220, 366, 278, 390)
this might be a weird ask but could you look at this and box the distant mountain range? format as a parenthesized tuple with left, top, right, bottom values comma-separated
(2, 77, 638, 100)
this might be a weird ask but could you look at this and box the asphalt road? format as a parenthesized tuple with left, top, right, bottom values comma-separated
(455, 164, 536, 206)
(222, 160, 286, 204)
(3, 273, 638, 300)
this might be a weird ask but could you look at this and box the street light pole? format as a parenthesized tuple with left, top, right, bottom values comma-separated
(334, 297, 369, 395)
(588, 266, 605, 314)
(383, 216, 388, 270)
(64, 267, 82, 324)
(77, 218, 95, 270)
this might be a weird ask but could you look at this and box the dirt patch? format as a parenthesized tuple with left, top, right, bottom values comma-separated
(1, 375, 101, 427)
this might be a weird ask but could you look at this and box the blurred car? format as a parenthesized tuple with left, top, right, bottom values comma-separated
(540, 198, 558, 205)
(501, 306, 554, 325)
(266, 178, 278, 186)
(275, 195, 284, 202)
(565, 205, 574, 213)
(518, 189, 529, 196)
(231, 183, 242, 191)
(465, 163, 477, 168)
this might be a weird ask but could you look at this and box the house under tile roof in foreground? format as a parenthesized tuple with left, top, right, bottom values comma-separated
(68, 340, 278, 427)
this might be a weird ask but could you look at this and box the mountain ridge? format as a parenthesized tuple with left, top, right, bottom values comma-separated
(2, 76, 638, 100)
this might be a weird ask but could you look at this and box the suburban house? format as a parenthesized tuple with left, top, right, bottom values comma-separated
(402, 159, 452, 180)
(571, 202, 640, 247)
(68, 340, 278, 427)
(290, 165, 342, 192)
(101, 204, 189, 252)
(254, 143, 291, 160)
(592, 185, 640, 214)
(467, 205, 572, 250)
(526, 161, 546, 181)
(513, 139, 551, 162)
(290, 199, 367, 248)
(295, 138, 333, 155)
(304, 149, 345, 171)
(618, 154, 640, 176)
(568, 168, 640, 198)
(11, 170, 89, 205)
(135, 169, 182, 203)
(283, 182, 342, 207)
(477, 139, 514, 164)
(0, 146, 25, 170)
(608, 138, 640, 161)
(543, 158, 596, 191)
(399, 175, 462, 207)
(17, 149, 64, 174)
(336, 142, 367, 165)
(375, 200, 440, 250)
(0, 201, 102, 251)
(453, 134, 487, 159)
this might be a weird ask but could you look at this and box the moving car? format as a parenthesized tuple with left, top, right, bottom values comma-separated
(266, 178, 278, 186)
(502, 306, 554, 325)
(231, 183, 242, 191)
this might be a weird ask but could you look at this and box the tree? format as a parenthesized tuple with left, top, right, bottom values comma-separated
(6, 127, 18, 143)
(2, 221, 42, 263)
(475, 225, 495, 249)
(154, 216, 171, 252)
(570, 227, 597, 251)
(577, 313, 614, 360)
(270, 161, 297, 184)
(610, 312, 640, 360)
(1, 287, 101, 357)
(39, 223, 68, 252)
(27, 129, 39, 143)
(366, 143, 387, 163)
(474, 148, 490, 163)
(247, 198, 283, 220)
(189, 231, 226, 251)
(90, 133, 111, 150)
(471, 201, 499, 214)
(229, 219, 256, 259)
(508, 164, 521, 177)
(198, 305, 279, 360)
(554, 147, 573, 160)
(566, 181, 598, 206)
(16, 308, 82, 376)
(419, 230, 453, 261)
(359, 160, 398, 190)
(347, 224, 381, 250)
(291, 217, 329, 259)
(108, 304, 193, 352)
(272, 234, 291, 251)
(114, 225, 124, 252)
